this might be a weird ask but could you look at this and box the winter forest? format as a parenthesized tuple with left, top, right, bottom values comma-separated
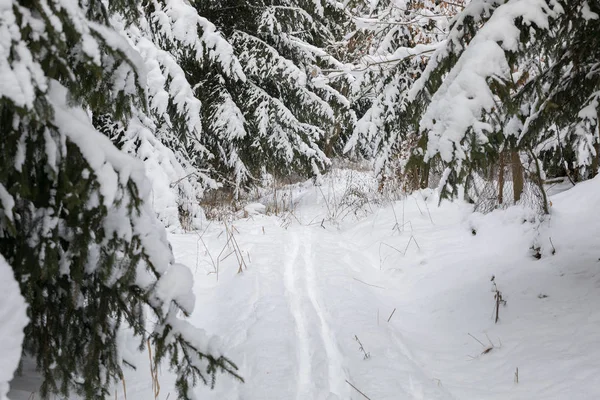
(1, 0, 600, 399)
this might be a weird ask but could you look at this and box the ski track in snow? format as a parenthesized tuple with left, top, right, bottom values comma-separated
(283, 227, 349, 399)
(283, 231, 312, 399)
(302, 228, 348, 399)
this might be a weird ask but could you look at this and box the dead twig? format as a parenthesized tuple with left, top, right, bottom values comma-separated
(121, 374, 128, 400)
(490, 275, 506, 323)
(345, 380, 372, 400)
(380, 242, 404, 254)
(467, 332, 501, 358)
(217, 222, 249, 274)
(355, 335, 371, 359)
(413, 197, 424, 215)
(387, 308, 397, 322)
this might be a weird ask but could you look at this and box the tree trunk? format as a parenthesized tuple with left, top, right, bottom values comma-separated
(497, 151, 505, 205)
(511, 151, 524, 203)
(591, 141, 600, 178)
(420, 160, 430, 189)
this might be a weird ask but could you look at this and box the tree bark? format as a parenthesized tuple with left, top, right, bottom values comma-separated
(497, 151, 505, 205)
(511, 151, 524, 203)
(420, 160, 430, 189)
(591, 141, 600, 178)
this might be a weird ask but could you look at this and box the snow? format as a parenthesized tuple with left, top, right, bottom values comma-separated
(581, 1, 599, 20)
(344, 0, 463, 166)
(573, 91, 600, 174)
(0, 184, 14, 222)
(153, 263, 196, 315)
(0, 254, 28, 400)
(3, 0, 599, 395)
(47, 81, 149, 198)
(150, 0, 244, 80)
(8, 169, 600, 399)
(161, 172, 600, 400)
(244, 203, 267, 216)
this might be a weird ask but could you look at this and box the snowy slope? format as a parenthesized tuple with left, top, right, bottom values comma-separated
(9, 171, 600, 399)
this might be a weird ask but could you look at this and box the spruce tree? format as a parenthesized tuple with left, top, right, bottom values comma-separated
(515, 1, 600, 181)
(397, 0, 598, 206)
(342, 0, 463, 188)
(94, 0, 247, 229)
(188, 0, 354, 193)
(0, 0, 240, 398)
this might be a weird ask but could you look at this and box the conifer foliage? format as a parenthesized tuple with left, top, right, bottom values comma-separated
(2, 0, 599, 397)
(192, 0, 354, 190)
(405, 0, 599, 203)
(343, 0, 464, 185)
(346, 0, 599, 204)
(0, 0, 240, 399)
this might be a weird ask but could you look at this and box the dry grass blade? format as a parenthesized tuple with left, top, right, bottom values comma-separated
(147, 338, 160, 400)
(219, 222, 249, 274)
(121, 374, 128, 400)
(467, 332, 501, 357)
(353, 277, 386, 289)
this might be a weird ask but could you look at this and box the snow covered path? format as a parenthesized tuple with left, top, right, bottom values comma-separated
(180, 214, 458, 400)
(177, 177, 600, 400)
(8, 173, 600, 400)
(282, 228, 347, 399)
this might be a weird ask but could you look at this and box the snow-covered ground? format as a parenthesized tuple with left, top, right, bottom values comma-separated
(1, 255, 28, 400)
(9, 171, 600, 399)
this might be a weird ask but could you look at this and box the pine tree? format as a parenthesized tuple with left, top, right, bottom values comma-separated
(0, 0, 240, 398)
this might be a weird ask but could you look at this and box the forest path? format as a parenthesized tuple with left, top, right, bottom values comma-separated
(12, 175, 600, 400)
(282, 227, 349, 399)
(176, 211, 459, 400)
